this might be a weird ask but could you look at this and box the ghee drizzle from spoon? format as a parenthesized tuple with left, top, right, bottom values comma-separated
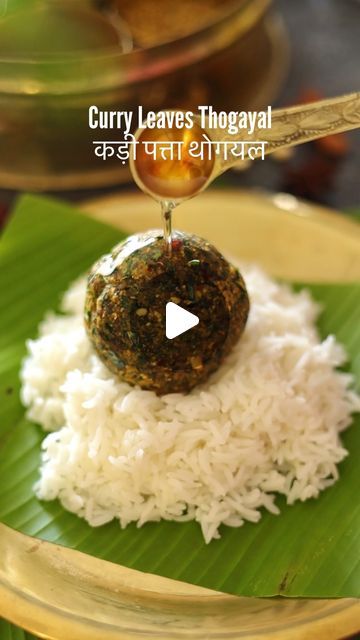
(87, 114, 251, 395)
(161, 200, 175, 253)
(131, 118, 215, 251)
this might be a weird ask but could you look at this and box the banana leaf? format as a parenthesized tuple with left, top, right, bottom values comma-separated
(0, 194, 359, 610)
(0, 618, 37, 639)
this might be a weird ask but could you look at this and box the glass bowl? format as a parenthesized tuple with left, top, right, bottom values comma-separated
(0, 0, 288, 191)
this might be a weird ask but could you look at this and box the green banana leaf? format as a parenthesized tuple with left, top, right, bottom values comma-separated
(0, 618, 37, 639)
(0, 194, 359, 612)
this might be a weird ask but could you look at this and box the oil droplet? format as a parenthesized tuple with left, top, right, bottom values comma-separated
(132, 122, 215, 201)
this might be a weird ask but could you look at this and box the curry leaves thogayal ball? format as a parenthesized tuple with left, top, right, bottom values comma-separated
(84, 230, 249, 395)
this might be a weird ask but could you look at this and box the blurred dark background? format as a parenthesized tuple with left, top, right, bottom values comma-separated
(238, 0, 360, 210)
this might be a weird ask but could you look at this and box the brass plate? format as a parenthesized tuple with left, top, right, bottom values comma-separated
(1, 188, 359, 639)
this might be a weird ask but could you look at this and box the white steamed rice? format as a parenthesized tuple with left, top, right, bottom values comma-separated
(20, 265, 360, 543)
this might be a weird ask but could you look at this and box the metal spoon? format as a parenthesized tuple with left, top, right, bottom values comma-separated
(131, 92, 360, 200)
(212, 91, 360, 177)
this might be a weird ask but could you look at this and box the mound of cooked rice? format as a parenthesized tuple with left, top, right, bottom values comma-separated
(20, 265, 359, 543)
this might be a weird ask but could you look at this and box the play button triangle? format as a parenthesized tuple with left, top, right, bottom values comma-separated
(166, 302, 199, 340)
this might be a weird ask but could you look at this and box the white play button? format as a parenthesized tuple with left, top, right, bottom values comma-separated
(166, 302, 199, 340)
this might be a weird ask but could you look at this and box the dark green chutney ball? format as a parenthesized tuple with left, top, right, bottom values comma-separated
(84, 230, 249, 395)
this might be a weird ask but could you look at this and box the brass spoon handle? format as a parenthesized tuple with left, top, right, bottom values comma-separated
(212, 92, 360, 177)
(130, 93, 360, 201)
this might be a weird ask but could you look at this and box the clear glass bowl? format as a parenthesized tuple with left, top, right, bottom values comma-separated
(0, 0, 288, 190)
